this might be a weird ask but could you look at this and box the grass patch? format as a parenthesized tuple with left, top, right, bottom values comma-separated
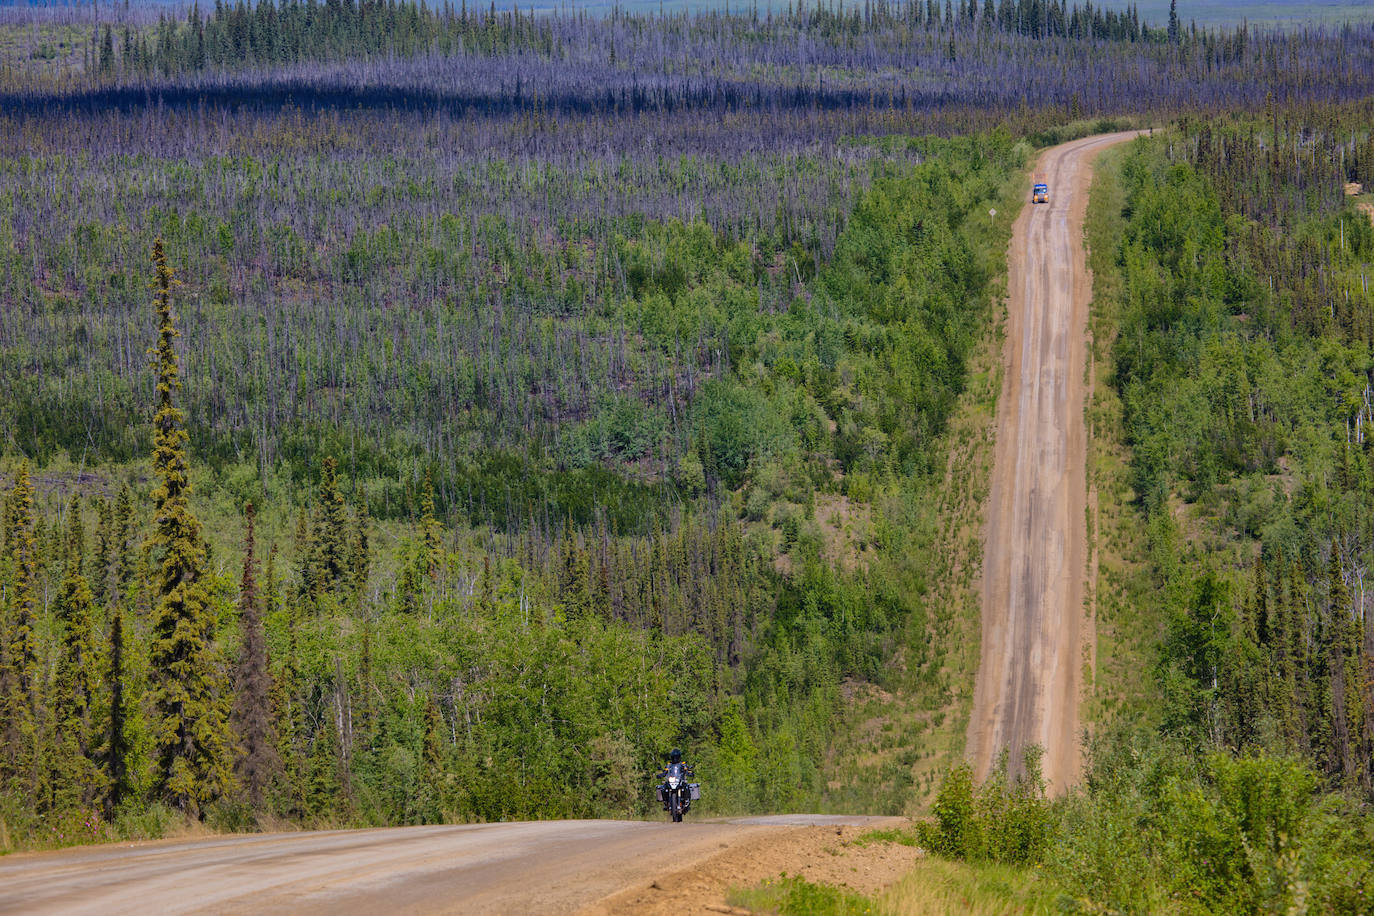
(729, 875, 877, 916)
(1081, 137, 1166, 729)
(879, 857, 1058, 916)
(0, 799, 187, 855)
(851, 826, 921, 848)
(727, 857, 1056, 916)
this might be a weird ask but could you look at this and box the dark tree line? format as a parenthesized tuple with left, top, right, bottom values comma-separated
(80, 0, 1283, 84)
(19, 0, 1367, 124)
(84, 0, 1151, 83)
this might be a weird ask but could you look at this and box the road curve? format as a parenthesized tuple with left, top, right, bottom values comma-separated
(966, 131, 1141, 794)
(0, 815, 891, 915)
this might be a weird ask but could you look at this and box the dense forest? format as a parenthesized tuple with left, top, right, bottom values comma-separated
(2, 3, 1374, 911)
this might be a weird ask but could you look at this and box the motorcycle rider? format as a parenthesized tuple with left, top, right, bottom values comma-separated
(656, 748, 693, 778)
(656, 748, 694, 810)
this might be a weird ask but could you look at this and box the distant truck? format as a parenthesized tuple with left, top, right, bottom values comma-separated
(1031, 179, 1049, 204)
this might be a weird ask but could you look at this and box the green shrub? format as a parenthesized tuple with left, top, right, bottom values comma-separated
(112, 802, 180, 842)
(919, 749, 1050, 866)
(694, 380, 796, 488)
(1050, 729, 1374, 915)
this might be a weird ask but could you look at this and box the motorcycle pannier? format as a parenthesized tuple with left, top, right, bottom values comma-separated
(689, 783, 701, 800)
(655, 786, 666, 803)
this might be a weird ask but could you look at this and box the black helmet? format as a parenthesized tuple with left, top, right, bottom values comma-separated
(669, 748, 682, 763)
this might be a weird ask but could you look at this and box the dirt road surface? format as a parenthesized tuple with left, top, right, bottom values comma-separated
(0, 815, 904, 915)
(967, 131, 1142, 793)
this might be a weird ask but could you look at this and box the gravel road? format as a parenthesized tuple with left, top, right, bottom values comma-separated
(967, 131, 1142, 793)
(0, 815, 896, 914)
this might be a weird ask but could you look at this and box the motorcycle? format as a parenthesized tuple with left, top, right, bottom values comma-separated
(655, 762, 700, 822)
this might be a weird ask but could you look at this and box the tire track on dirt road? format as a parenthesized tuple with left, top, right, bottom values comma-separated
(966, 131, 1142, 794)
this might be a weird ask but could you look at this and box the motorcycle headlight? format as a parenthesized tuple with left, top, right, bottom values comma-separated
(668, 776, 680, 788)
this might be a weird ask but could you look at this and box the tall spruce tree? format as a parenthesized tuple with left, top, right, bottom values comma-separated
(420, 470, 442, 579)
(293, 505, 313, 602)
(350, 503, 370, 598)
(91, 496, 114, 608)
(309, 457, 349, 600)
(304, 710, 343, 819)
(0, 462, 39, 799)
(417, 698, 446, 823)
(266, 543, 306, 816)
(231, 503, 278, 809)
(1328, 544, 1361, 782)
(113, 484, 136, 599)
(103, 603, 133, 817)
(51, 496, 105, 810)
(145, 238, 234, 818)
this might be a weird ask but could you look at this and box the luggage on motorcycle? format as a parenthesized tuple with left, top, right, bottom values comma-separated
(655, 785, 666, 803)
(689, 783, 701, 800)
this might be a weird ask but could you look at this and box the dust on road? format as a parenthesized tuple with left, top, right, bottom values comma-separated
(966, 131, 1143, 793)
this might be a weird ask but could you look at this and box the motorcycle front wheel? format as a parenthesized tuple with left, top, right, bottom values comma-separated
(670, 794, 683, 823)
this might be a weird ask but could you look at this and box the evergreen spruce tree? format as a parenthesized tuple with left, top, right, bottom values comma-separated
(1224, 575, 1265, 749)
(304, 710, 343, 820)
(91, 496, 114, 609)
(293, 505, 314, 603)
(99, 24, 115, 75)
(267, 545, 306, 816)
(1277, 558, 1310, 751)
(420, 470, 442, 579)
(418, 698, 446, 823)
(231, 503, 278, 809)
(103, 603, 133, 817)
(145, 238, 234, 818)
(1252, 553, 1269, 648)
(397, 538, 423, 614)
(350, 503, 370, 597)
(0, 462, 39, 799)
(309, 457, 349, 599)
(356, 617, 375, 749)
(558, 529, 590, 622)
(51, 497, 105, 810)
(113, 484, 136, 600)
(1328, 544, 1360, 781)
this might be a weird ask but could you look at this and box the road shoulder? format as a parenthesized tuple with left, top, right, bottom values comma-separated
(581, 817, 915, 915)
